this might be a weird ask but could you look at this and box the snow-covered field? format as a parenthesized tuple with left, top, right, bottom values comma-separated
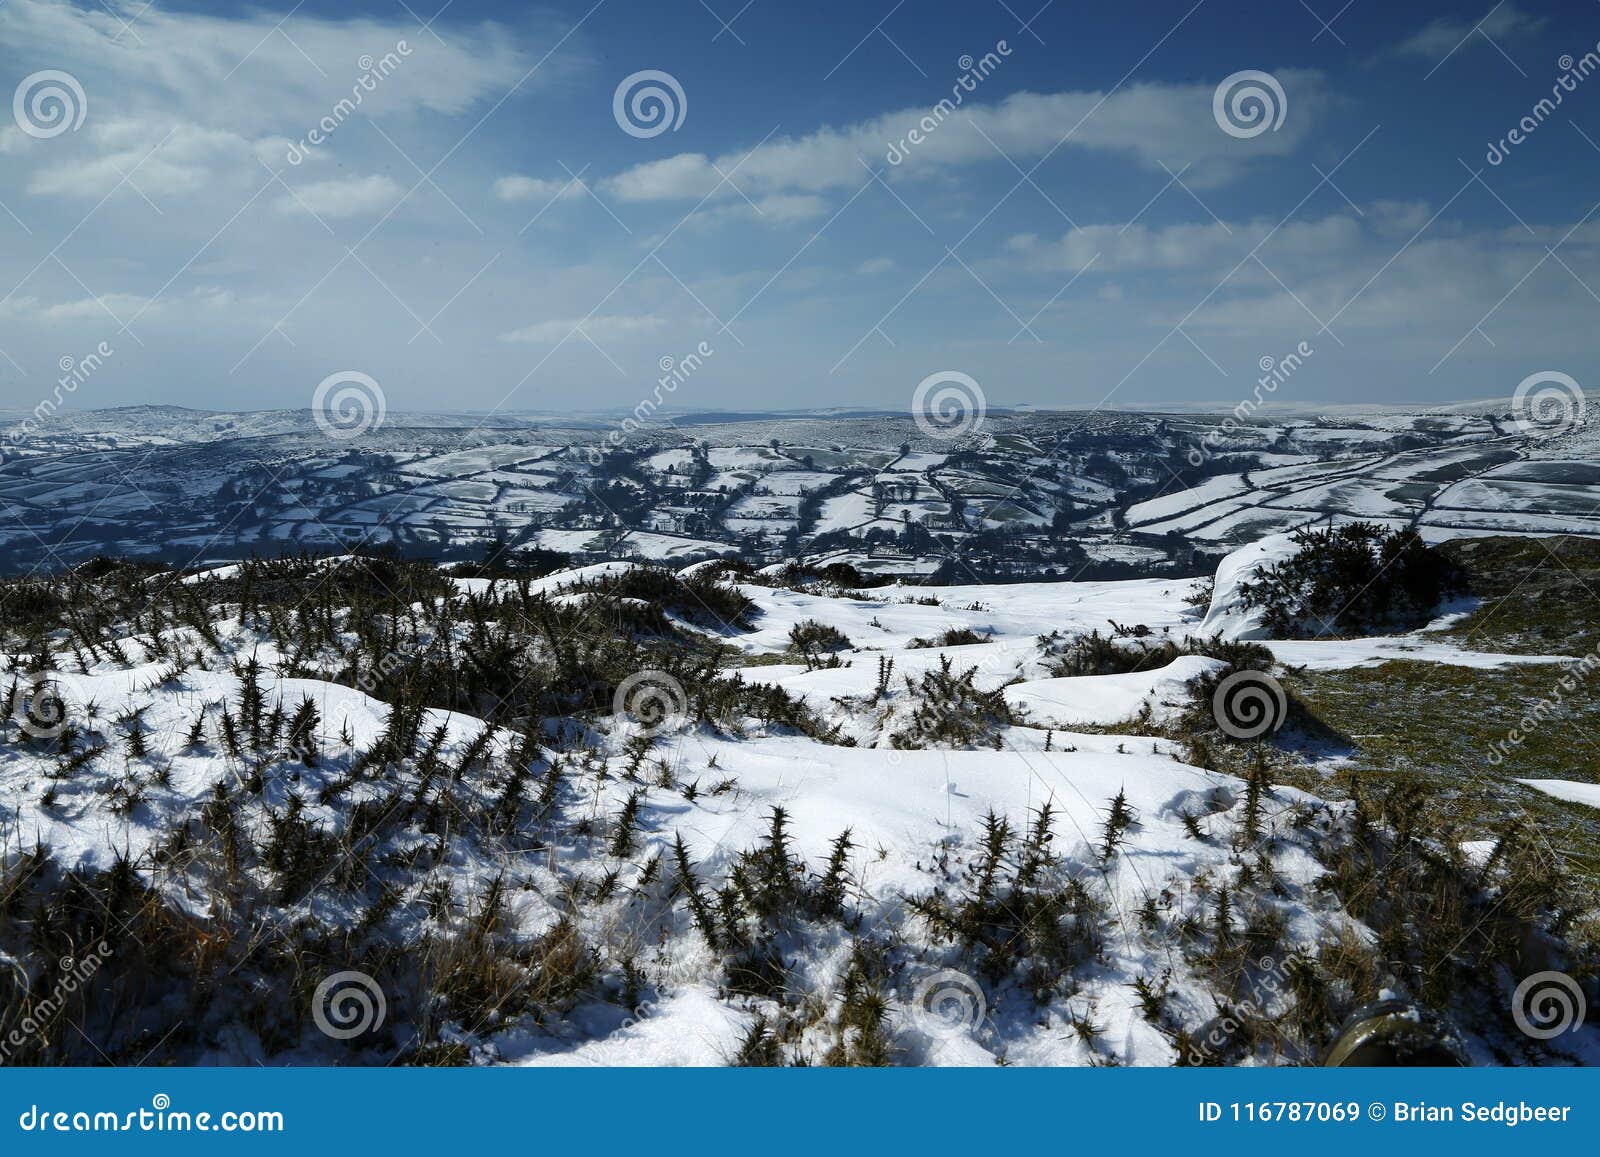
(2, 533, 1594, 1067)
(2, 404, 1594, 575)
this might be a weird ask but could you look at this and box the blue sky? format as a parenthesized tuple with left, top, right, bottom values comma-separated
(1, 0, 1598, 418)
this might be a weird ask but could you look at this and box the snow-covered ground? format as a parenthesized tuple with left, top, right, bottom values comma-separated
(2, 528, 1596, 1067)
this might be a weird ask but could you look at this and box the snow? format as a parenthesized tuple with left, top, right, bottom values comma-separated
(1439, 479, 1600, 518)
(754, 470, 841, 496)
(1126, 475, 1251, 526)
(813, 491, 874, 533)
(1517, 779, 1600, 810)
(1420, 508, 1600, 534)
(707, 447, 783, 469)
(1198, 533, 1301, 640)
(1004, 656, 1226, 728)
(517, 988, 751, 1066)
(615, 531, 739, 561)
(732, 575, 1200, 657)
(450, 561, 642, 598)
(1262, 639, 1574, 670)
(182, 563, 242, 584)
(10, 665, 486, 877)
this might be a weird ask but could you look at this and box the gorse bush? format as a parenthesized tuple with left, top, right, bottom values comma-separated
(787, 619, 852, 668)
(890, 656, 1018, 749)
(910, 806, 1107, 997)
(1237, 523, 1466, 638)
(1044, 629, 1273, 678)
(569, 566, 756, 630)
(908, 626, 990, 649)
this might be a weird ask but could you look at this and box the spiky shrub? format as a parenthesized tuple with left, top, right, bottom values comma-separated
(908, 627, 989, 649)
(890, 657, 1018, 749)
(1313, 781, 1589, 1012)
(787, 619, 852, 668)
(1237, 522, 1466, 638)
(1045, 629, 1273, 678)
(909, 806, 1108, 998)
(571, 565, 756, 630)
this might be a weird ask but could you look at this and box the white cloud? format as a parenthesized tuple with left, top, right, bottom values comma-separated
(1008, 216, 1364, 278)
(0, 0, 557, 137)
(748, 194, 828, 222)
(685, 193, 830, 229)
(1395, 3, 1544, 59)
(274, 174, 404, 218)
(255, 135, 320, 168)
(27, 120, 255, 199)
(604, 153, 724, 202)
(1369, 199, 1432, 237)
(499, 314, 666, 344)
(858, 257, 896, 274)
(602, 72, 1325, 206)
(493, 174, 585, 203)
(0, 285, 238, 323)
(998, 210, 1600, 349)
(0, 293, 153, 321)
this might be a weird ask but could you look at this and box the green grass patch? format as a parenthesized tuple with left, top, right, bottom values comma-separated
(1285, 658, 1600, 882)
(1436, 535, 1600, 655)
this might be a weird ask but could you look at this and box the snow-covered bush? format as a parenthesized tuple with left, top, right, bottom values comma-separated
(1236, 523, 1465, 638)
